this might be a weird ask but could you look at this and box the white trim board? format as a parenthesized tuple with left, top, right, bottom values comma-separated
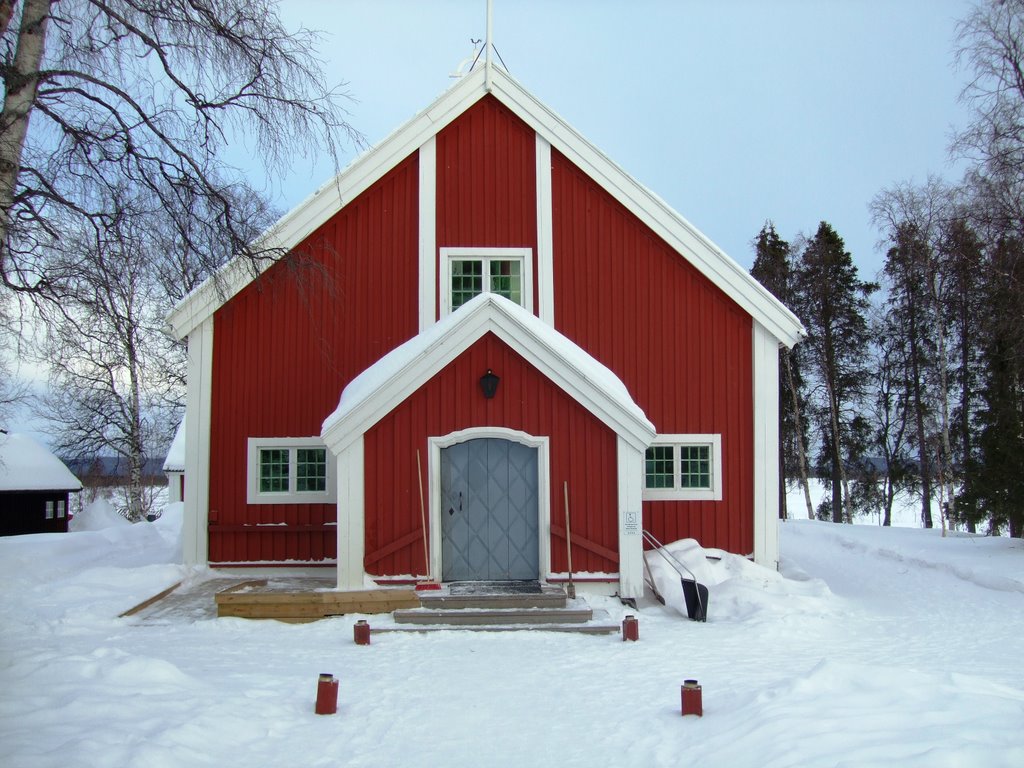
(167, 66, 804, 349)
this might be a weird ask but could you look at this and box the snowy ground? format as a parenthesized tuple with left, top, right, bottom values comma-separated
(2, 499, 1023, 767)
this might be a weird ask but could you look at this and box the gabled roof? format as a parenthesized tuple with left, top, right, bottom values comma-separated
(0, 432, 82, 492)
(321, 293, 656, 453)
(162, 417, 186, 473)
(168, 65, 805, 347)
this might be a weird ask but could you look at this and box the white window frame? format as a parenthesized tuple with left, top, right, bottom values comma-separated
(45, 500, 55, 519)
(246, 437, 337, 505)
(642, 434, 722, 501)
(439, 247, 534, 316)
(57, 500, 65, 518)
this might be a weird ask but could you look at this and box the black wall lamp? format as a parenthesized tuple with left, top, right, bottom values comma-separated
(479, 369, 500, 399)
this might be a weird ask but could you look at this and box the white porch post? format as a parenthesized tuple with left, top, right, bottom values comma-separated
(336, 438, 366, 589)
(182, 318, 213, 565)
(752, 321, 781, 569)
(616, 435, 645, 599)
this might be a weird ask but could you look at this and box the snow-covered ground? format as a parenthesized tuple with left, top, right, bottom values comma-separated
(2, 499, 1022, 767)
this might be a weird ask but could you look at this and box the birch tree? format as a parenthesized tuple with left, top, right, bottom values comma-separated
(954, 0, 1024, 239)
(0, 0, 357, 300)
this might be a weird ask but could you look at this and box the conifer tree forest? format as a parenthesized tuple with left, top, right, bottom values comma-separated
(754, 0, 1024, 537)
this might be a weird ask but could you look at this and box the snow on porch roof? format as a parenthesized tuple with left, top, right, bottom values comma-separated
(0, 432, 82, 493)
(162, 416, 186, 473)
(167, 65, 805, 349)
(321, 293, 656, 454)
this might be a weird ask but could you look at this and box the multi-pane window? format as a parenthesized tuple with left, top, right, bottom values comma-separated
(45, 501, 54, 519)
(57, 500, 66, 518)
(259, 449, 290, 493)
(248, 439, 335, 504)
(441, 248, 532, 315)
(679, 445, 711, 489)
(645, 445, 675, 488)
(451, 260, 483, 309)
(450, 257, 523, 309)
(296, 448, 327, 492)
(643, 435, 722, 501)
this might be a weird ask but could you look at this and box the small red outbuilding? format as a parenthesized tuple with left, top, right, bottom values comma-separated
(168, 64, 804, 598)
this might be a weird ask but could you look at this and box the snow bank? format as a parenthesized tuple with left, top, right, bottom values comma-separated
(69, 496, 130, 531)
(2, 512, 1023, 767)
(644, 537, 833, 622)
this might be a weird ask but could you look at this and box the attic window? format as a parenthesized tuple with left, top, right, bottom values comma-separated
(247, 438, 336, 504)
(643, 435, 722, 501)
(441, 247, 533, 315)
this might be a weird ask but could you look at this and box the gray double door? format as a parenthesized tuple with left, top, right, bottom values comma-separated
(440, 438, 539, 581)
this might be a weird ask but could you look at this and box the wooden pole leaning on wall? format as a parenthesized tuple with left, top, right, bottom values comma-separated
(564, 480, 575, 599)
(415, 449, 439, 589)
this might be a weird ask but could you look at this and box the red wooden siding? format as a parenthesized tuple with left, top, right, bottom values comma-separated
(208, 155, 420, 563)
(549, 149, 755, 555)
(364, 332, 619, 577)
(435, 95, 538, 315)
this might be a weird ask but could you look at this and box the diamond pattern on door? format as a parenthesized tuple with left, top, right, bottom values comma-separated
(441, 438, 539, 581)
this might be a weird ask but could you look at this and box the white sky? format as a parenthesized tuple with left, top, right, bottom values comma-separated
(264, 0, 975, 279)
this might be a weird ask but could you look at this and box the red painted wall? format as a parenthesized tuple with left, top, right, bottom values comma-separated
(364, 332, 619, 576)
(208, 156, 420, 563)
(435, 95, 538, 315)
(549, 148, 755, 555)
(206, 89, 758, 565)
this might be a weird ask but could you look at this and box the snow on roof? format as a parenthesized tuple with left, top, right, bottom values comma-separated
(0, 432, 82, 492)
(162, 417, 186, 473)
(322, 293, 654, 450)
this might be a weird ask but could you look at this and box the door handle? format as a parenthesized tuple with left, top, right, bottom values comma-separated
(448, 492, 463, 517)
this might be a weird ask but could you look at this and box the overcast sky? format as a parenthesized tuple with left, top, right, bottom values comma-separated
(264, 0, 976, 280)
(6, 0, 979, 445)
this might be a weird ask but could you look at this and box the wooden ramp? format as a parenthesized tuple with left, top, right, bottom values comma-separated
(215, 580, 420, 623)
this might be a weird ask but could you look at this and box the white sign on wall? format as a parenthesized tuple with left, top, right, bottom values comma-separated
(622, 510, 641, 536)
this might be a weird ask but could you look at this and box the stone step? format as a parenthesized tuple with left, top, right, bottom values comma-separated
(377, 609, 619, 635)
(393, 605, 592, 626)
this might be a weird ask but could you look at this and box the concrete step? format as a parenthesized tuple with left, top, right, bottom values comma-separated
(377, 609, 619, 635)
(393, 604, 592, 626)
(417, 585, 567, 611)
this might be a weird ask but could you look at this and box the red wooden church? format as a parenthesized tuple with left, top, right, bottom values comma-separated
(168, 64, 804, 599)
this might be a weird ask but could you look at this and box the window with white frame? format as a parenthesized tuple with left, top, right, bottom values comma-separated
(45, 500, 54, 519)
(643, 435, 722, 501)
(247, 438, 336, 504)
(440, 247, 533, 315)
(57, 500, 65, 518)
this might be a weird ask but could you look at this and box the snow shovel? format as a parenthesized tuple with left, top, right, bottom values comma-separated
(680, 578, 708, 622)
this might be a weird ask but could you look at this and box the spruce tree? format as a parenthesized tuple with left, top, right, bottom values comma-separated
(943, 219, 986, 532)
(793, 222, 877, 524)
(750, 222, 813, 520)
(963, 237, 1024, 537)
(881, 223, 938, 528)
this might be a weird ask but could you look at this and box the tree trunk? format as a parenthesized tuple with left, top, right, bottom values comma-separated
(126, 325, 146, 522)
(824, 373, 851, 523)
(784, 350, 815, 520)
(0, 0, 50, 280)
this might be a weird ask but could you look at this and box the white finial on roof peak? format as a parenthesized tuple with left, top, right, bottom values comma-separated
(485, 0, 494, 92)
(449, 1, 506, 87)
